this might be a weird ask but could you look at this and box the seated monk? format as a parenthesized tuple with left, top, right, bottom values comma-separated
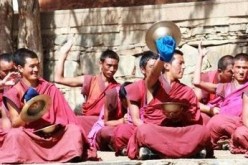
(88, 82, 131, 151)
(125, 36, 213, 160)
(231, 92, 248, 156)
(193, 41, 234, 116)
(0, 53, 19, 130)
(112, 51, 158, 155)
(54, 39, 120, 134)
(206, 53, 248, 151)
(0, 48, 93, 163)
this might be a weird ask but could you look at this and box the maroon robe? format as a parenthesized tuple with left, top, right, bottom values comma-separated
(112, 80, 145, 155)
(206, 114, 242, 150)
(0, 78, 90, 163)
(231, 126, 248, 154)
(89, 86, 125, 150)
(114, 77, 211, 159)
(78, 75, 119, 135)
(206, 81, 248, 151)
(200, 70, 219, 103)
(81, 75, 119, 116)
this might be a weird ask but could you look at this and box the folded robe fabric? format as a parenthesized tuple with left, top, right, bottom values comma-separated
(155, 36, 176, 62)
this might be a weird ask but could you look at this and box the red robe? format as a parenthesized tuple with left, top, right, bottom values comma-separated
(206, 81, 248, 153)
(77, 75, 119, 135)
(112, 80, 145, 155)
(208, 81, 248, 117)
(0, 78, 89, 163)
(81, 75, 119, 116)
(117, 77, 211, 159)
(206, 114, 242, 150)
(88, 86, 125, 151)
(200, 70, 219, 103)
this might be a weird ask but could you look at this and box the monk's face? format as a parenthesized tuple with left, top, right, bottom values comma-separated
(167, 54, 185, 79)
(219, 64, 233, 83)
(100, 57, 119, 80)
(141, 59, 156, 77)
(0, 60, 16, 79)
(19, 57, 40, 82)
(232, 59, 248, 83)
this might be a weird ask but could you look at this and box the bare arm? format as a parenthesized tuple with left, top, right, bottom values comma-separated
(199, 102, 220, 116)
(242, 93, 248, 127)
(104, 103, 124, 126)
(0, 108, 11, 130)
(0, 72, 20, 89)
(195, 81, 217, 94)
(54, 39, 84, 87)
(193, 41, 208, 99)
(129, 102, 143, 126)
(145, 59, 164, 90)
(6, 99, 25, 128)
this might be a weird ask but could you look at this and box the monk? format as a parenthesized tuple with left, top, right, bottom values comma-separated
(88, 81, 131, 151)
(206, 53, 248, 151)
(193, 42, 234, 116)
(112, 51, 158, 155)
(231, 92, 248, 156)
(0, 48, 90, 163)
(125, 36, 212, 160)
(0, 53, 19, 104)
(54, 40, 119, 134)
(0, 53, 19, 130)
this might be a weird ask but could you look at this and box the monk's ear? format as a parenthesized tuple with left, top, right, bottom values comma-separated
(140, 67, 146, 75)
(17, 65, 23, 73)
(164, 63, 170, 70)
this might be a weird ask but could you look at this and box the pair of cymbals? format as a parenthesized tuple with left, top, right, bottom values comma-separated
(145, 21, 181, 53)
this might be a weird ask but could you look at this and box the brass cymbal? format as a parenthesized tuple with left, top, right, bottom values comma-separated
(145, 21, 181, 54)
(20, 94, 52, 122)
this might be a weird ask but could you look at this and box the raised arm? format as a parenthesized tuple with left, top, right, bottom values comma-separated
(192, 41, 208, 100)
(145, 59, 164, 90)
(193, 41, 217, 94)
(0, 72, 20, 89)
(145, 36, 176, 90)
(54, 39, 84, 87)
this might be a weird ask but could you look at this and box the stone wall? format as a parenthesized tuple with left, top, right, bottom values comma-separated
(36, 0, 248, 110)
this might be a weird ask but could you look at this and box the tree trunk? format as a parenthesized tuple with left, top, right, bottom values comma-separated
(0, 0, 13, 54)
(18, 0, 43, 75)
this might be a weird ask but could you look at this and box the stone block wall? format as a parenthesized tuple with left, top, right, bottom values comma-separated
(37, 0, 248, 110)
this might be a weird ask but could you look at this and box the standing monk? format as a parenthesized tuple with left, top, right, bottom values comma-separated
(54, 40, 119, 134)
(126, 36, 212, 160)
(0, 48, 90, 163)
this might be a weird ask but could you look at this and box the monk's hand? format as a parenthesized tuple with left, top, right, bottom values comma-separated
(198, 39, 208, 58)
(155, 36, 176, 62)
(59, 38, 74, 59)
(210, 107, 220, 116)
(2, 72, 20, 86)
(123, 113, 129, 123)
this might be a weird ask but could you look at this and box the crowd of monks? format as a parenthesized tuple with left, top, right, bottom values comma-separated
(1, 36, 248, 163)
